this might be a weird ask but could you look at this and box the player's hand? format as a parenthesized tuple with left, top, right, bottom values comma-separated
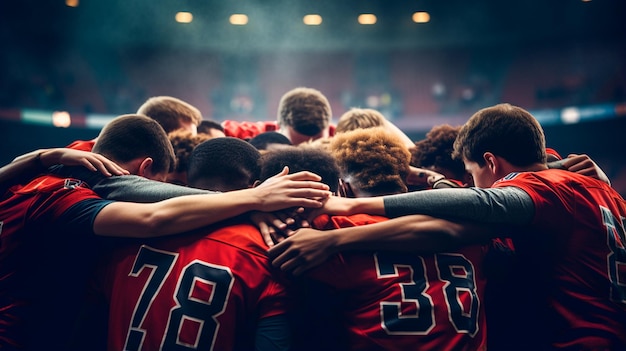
(268, 227, 338, 276)
(251, 209, 311, 247)
(251, 166, 331, 212)
(405, 166, 445, 188)
(562, 154, 610, 185)
(41, 148, 129, 176)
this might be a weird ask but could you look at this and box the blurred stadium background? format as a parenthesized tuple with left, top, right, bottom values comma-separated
(1, 0, 625, 194)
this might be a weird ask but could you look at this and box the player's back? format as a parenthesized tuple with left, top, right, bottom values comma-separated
(308, 214, 488, 351)
(493, 169, 626, 349)
(0, 175, 105, 349)
(100, 221, 290, 351)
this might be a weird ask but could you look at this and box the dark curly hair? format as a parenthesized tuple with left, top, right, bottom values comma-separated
(411, 124, 467, 181)
(168, 130, 211, 174)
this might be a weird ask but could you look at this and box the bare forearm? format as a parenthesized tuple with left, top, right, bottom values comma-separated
(94, 191, 259, 237)
(0, 149, 46, 191)
(334, 215, 489, 253)
(94, 174, 330, 238)
(327, 196, 386, 216)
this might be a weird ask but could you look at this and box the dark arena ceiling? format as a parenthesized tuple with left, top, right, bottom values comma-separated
(1, 0, 624, 54)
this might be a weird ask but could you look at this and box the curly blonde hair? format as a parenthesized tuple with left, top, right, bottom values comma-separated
(330, 127, 411, 196)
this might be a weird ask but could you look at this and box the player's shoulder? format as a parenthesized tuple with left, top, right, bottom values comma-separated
(16, 174, 95, 196)
(204, 222, 269, 257)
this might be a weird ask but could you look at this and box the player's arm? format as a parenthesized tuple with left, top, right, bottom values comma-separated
(92, 174, 212, 202)
(314, 186, 534, 223)
(94, 168, 331, 238)
(0, 148, 128, 192)
(548, 153, 611, 185)
(269, 216, 495, 276)
(271, 186, 534, 274)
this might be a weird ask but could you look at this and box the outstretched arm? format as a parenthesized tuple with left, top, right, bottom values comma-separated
(548, 153, 611, 185)
(268, 215, 495, 276)
(310, 186, 534, 224)
(94, 167, 332, 238)
(0, 148, 128, 192)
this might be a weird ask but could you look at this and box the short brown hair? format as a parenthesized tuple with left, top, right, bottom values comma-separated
(137, 96, 203, 134)
(277, 87, 332, 136)
(93, 114, 176, 174)
(330, 127, 411, 196)
(335, 108, 386, 133)
(453, 103, 546, 167)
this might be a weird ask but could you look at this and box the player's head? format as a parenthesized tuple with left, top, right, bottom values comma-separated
(248, 131, 292, 152)
(259, 146, 340, 194)
(335, 108, 386, 133)
(137, 96, 203, 135)
(277, 87, 332, 145)
(330, 127, 411, 197)
(412, 124, 470, 185)
(187, 137, 261, 192)
(93, 114, 176, 181)
(197, 120, 226, 138)
(166, 130, 211, 186)
(453, 103, 546, 187)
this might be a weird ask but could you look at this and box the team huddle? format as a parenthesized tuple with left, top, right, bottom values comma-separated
(0, 87, 624, 350)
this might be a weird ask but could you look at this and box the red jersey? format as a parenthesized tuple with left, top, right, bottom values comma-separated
(221, 120, 336, 140)
(308, 214, 488, 351)
(0, 175, 112, 349)
(66, 138, 96, 151)
(98, 221, 290, 351)
(493, 169, 626, 349)
(222, 120, 279, 140)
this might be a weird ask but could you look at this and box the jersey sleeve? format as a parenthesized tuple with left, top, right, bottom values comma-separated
(92, 175, 214, 202)
(383, 186, 534, 225)
(55, 197, 114, 235)
(255, 314, 291, 351)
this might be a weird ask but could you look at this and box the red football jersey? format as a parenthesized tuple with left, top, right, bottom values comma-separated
(0, 175, 111, 349)
(221, 120, 336, 141)
(493, 169, 626, 349)
(308, 214, 488, 351)
(98, 222, 290, 351)
(221, 120, 279, 140)
(66, 139, 96, 151)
